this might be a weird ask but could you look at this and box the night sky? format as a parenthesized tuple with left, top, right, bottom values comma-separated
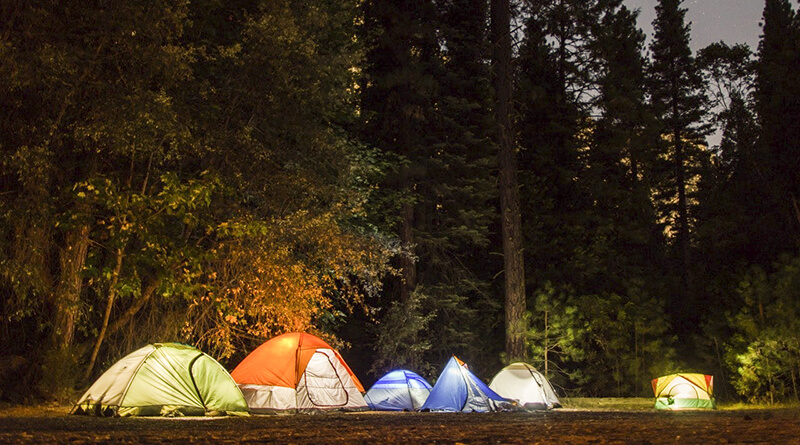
(623, 0, 791, 52)
(624, 0, 799, 148)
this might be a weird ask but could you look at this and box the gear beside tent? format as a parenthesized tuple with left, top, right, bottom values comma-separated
(489, 362, 561, 410)
(652, 373, 715, 410)
(420, 356, 515, 412)
(71, 343, 249, 417)
(231, 332, 367, 413)
(365, 369, 432, 411)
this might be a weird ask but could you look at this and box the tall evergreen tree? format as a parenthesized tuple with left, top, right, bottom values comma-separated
(585, 3, 675, 394)
(694, 42, 759, 282)
(590, 1, 663, 295)
(492, 0, 527, 361)
(647, 0, 711, 332)
(360, 0, 441, 372)
(515, 0, 595, 381)
(517, 0, 604, 294)
(425, 0, 501, 372)
(361, 0, 500, 376)
(755, 0, 800, 254)
(517, 1, 678, 395)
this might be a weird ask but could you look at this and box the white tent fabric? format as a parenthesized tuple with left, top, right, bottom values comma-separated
(489, 362, 560, 410)
(76, 345, 153, 410)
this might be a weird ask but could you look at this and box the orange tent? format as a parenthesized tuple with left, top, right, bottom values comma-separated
(232, 333, 366, 412)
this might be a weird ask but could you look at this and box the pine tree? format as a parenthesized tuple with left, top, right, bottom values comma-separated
(694, 42, 760, 277)
(647, 0, 711, 331)
(423, 0, 501, 371)
(590, 1, 663, 294)
(755, 0, 800, 254)
(492, 0, 527, 361)
(361, 0, 501, 375)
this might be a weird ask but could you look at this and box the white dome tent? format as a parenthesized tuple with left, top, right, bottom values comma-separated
(489, 362, 561, 410)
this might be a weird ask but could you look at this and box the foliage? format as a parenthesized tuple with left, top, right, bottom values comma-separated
(370, 288, 435, 378)
(184, 212, 394, 360)
(1, 0, 800, 403)
(528, 282, 676, 397)
(360, 0, 500, 376)
(0, 0, 393, 398)
(646, 0, 712, 334)
(726, 255, 800, 403)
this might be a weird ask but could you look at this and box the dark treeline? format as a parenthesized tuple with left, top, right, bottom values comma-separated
(1, 0, 799, 404)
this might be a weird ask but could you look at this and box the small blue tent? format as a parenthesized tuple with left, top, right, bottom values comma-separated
(364, 369, 432, 411)
(420, 356, 514, 412)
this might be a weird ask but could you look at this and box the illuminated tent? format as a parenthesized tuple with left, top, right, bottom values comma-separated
(652, 373, 715, 410)
(71, 343, 249, 417)
(420, 356, 514, 412)
(489, 362, 561, 410)
(231, 332, 367, 412)
(364, 369, 432, 411)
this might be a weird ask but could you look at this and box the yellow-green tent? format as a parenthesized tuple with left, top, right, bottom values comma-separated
(652, 373, 715, 410)
(72, 343, 249, 417)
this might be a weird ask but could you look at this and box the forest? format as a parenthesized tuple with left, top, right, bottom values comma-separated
(1, 0, 799, 406)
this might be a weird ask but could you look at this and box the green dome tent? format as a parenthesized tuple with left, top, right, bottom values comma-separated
(71, 343, 249, 417)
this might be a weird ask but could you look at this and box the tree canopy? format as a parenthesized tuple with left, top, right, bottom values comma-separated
(1, 0, 799, 404)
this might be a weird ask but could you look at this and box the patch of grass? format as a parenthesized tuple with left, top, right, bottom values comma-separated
(717, 401, 800, 411)
(561, 397, 800, 412)
(560, 398, 654, 411)
(0, 403, 70, 417)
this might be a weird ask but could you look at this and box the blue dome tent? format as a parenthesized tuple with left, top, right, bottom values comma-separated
(365, 369, 432, 411)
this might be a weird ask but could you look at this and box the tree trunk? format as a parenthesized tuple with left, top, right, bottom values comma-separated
(399, 200, 416, 303)
(50, 222, 91, 351)
(544, 309, 549, 377)
(105, 279, 159, 339)
(83, 247, 124, 382)
(492, 0, 527, 360)
(673, 126, 691, 293)
(634, 322, 640, 395)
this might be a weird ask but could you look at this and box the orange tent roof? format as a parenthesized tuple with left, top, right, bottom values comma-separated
(651, 373, 713, 397)
(231, 332, 364, 392)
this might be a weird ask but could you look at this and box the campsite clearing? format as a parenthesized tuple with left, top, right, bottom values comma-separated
(1, 403, 799, 444)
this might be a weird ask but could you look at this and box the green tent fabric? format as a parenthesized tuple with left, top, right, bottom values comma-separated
(71, 343, 249, 417)
(654, 397, 715, 410)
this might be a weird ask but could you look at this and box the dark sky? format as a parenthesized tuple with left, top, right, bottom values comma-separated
(624, 0, 782, 52)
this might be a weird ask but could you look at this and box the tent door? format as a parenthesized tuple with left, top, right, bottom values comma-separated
(304, 350, 349, 407)
(668, 382, 701, 399)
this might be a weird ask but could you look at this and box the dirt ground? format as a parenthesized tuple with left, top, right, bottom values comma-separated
(1, 406, 799, 444)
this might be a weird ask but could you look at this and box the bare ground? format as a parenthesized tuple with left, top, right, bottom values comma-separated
(1, 405, 799, 444)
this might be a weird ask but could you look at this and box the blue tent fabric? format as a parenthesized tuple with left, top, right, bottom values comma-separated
(365, 369, 432, 411)
(420, 356, 514, 412)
